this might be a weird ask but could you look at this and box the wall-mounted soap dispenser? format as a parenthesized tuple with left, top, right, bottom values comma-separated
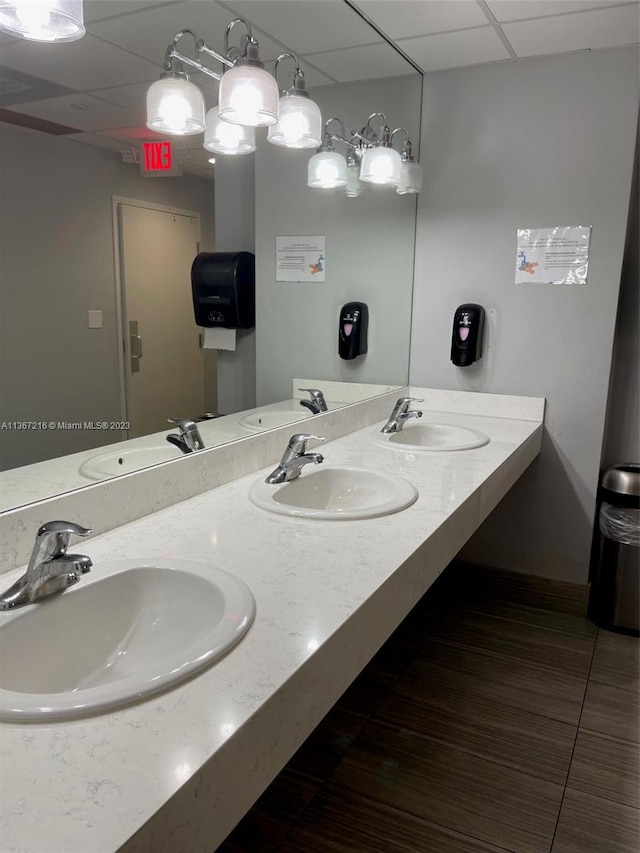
(191, 252, 255, 329)
(451, 304, 485, 367)
(339, 302, 368, 360)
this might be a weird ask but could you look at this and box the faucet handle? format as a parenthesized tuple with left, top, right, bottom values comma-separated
(397, 396, 424, 406)
(31, 521, 93, 564)
(167, 418, 197, 432)
(298, 388, 323, 399)
(287, 433, 326, 454)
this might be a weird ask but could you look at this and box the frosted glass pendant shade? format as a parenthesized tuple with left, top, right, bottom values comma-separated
(0, 0, 85, 41)
(359, 146, 402, 185)
(307, 151, 347, 189)
(268, 94, 322, 149)
(345, 162, 364, 198)
(218, 65, 279, 127)
(146, 78, 206, 136)
(397, 161, 423, 194)
(204, 106, 255, 155)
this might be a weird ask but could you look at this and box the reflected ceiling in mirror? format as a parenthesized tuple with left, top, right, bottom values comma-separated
(0, 0, 422, 513)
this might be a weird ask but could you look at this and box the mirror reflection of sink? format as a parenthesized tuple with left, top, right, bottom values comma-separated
(249, 466, 418, 520)
(79, 445, 183, 480)
(0, 559, 255, 721)
(239, 410, 312, 432)
(372, 421, 490, 452)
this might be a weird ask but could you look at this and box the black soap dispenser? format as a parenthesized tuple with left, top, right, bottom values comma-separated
(339, 302, 368, 360)
(451, 304, 485, 367)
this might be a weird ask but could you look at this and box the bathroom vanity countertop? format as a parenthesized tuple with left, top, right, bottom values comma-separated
(0, 397, 344, 513)
(0, 400, 544, 853)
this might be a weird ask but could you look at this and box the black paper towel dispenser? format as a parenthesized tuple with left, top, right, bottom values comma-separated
(191, 252, 255, 329)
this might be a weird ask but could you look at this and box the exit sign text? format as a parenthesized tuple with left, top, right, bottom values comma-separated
(143, 141, 172, 172)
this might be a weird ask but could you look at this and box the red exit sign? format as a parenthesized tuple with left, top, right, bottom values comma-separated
(143, 141, 172, 171)
(139, 141, 181, 177)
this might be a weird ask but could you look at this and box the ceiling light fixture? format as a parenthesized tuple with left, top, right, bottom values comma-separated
(0, 0, 85, 42)
(268, 53, 322, 149)
(147, 17, 280, 141)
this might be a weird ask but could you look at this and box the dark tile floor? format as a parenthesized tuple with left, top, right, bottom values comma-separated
(218, 564, 640, 853)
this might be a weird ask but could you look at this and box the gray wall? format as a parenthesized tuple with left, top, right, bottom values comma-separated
(602, 125, 639, 468)
(0, 123, 215, 469)
(255, 75, 421, 406)
(212, 153, 257, 414)
(409, 47, 639, 584)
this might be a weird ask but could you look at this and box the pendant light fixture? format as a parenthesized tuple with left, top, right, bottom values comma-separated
(204, 105, 256, 155)
(268, 54, 322, 149)
(146, 32, 206, 136)
(358, 113, 402, 186)
(308, 118, 348, 189)
(217, 19, 279, 127)
(0, 0, 85, 42)
(392, 128, 424, 194)
(345, 148, 366, 198)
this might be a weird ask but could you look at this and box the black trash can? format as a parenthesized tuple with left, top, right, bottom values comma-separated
(588, 464, 640, 635)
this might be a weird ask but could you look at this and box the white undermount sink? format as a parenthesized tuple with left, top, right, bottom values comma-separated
(372, 421, 490, 452)
(79, 445, 183, 480)
(0, 559, 255, 721)
(249, 466, 418, 520)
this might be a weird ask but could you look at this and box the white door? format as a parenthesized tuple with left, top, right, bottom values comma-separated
(118, 202, 204, 438)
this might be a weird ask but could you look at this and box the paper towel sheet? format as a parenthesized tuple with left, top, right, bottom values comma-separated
(203, 327, 236, 351)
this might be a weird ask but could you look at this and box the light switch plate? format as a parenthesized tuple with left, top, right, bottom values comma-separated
(88, 310, 103, 329)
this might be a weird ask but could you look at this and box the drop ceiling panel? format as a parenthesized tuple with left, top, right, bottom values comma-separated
(223, 0, 381, 53)
(309, 41, 417, 83)
(84, 0, 185, 23)
(502, 3, 640, 56)
(65, 131, 132, 151)
(89, 0, 284, 65)
(0, 33, 160, 90)
(0, 64, 73, 107)
(486, 0, 636, 22)
(397, 26, 510, 71)
(7, 92, 140, 131)
(98, 124, 203, 148)
(354, 0, 489, 39)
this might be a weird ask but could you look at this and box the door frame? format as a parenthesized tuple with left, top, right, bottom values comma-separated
(111, 196, 202, 429)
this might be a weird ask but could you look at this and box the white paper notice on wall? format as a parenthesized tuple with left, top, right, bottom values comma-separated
(515, 226, 591, 285)
(276, 236, 325, 282)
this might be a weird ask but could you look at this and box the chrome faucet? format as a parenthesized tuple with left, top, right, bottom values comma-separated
(380, 397, 424, 434)
(166, 418, 205, 453)
(265, 434, 326, 484)
(0, 521, 93, 611)
(298, 388, 328, 414)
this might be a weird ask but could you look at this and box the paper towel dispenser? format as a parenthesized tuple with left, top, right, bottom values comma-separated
(191, 251, 255, 329)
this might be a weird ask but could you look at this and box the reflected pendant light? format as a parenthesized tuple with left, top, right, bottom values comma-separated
(0, 0, 85, 42)
(147, 75, 206, 136)
(359, 145, 402, 185)
(308, 142, 347, 189)
(204, 106, 256, 155)
(345, 149, 365, 198)
(218, 39, 279, 127)
(397, 160, 423, 194)
(268, 68, 322, 149)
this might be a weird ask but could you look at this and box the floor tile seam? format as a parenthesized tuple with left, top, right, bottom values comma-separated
(548, 625, 601, 850)
(287, 783, 525, 853)
(409, 635, 593, 683)
(450, 604, 598, 643)
(363, 717, 570, 790)
(390, 663, 586, 729)
(563, 780, 640, 812)
(575, 724, 640, 749)
(586, 675, 640, 697)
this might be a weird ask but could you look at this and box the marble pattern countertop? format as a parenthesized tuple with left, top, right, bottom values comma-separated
(0, 394, 544, 853)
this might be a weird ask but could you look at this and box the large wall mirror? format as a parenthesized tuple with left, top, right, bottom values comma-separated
(0, 0, 422, 513)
